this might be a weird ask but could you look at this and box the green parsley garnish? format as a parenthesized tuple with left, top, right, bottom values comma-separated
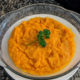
(26, 29, 51, 47)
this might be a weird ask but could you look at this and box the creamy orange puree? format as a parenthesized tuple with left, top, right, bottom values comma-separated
(8, 17, 75, 75)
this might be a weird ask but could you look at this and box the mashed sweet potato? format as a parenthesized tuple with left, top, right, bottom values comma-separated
(8, 17, 75, 75)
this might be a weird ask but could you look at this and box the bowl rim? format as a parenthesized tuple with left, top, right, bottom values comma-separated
(0, 3, 80, 79)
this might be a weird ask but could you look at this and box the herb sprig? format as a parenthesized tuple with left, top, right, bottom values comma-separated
(26, 29, 51, 47)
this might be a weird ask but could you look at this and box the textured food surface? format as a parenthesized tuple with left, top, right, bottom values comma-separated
(8, 17, 75, 75)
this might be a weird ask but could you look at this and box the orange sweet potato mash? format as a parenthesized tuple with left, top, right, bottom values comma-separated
(8, 17, 75, 75)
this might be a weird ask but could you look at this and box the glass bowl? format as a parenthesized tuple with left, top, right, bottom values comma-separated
(0, 3, 80, 79)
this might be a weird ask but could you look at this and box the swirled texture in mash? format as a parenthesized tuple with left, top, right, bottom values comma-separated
(8, 17, 75, 75)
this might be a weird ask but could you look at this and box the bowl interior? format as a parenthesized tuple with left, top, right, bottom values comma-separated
(1, 14, 80, 78)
